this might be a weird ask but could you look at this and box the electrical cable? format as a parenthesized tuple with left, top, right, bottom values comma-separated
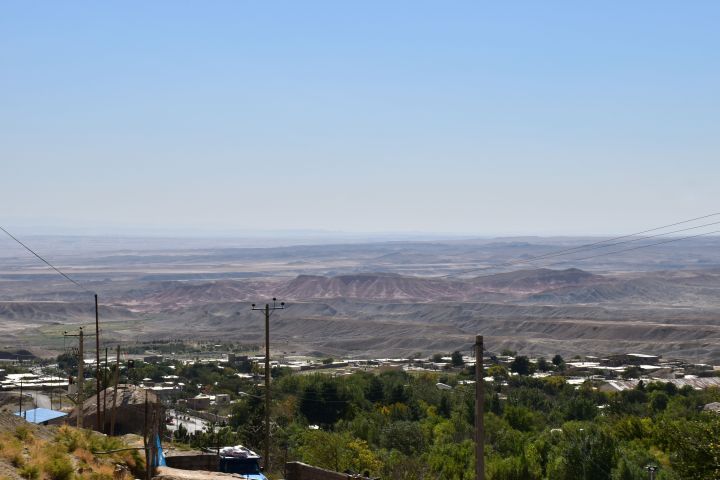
(0, 225, 91, 292)
(508, 212, 720, 263)
(564, 228, 720, 264)
(444, 212, 720, 277)
(503, 219, 720, 267)
(448, 226, 720, 279)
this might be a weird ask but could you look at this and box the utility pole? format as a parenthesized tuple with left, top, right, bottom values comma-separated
(95, 294, 102, 432)
(18, 379, 23, 418)
(251, 298, 285, 471)
(65, 327, 94, 428)
(79, 329, 84, 428)
(645, 465, 658, 480)
(110, 345, 120, 436)
(144, 390, 151, 480)
(475, 335, 484, 480)
(104, 346, 108, 433)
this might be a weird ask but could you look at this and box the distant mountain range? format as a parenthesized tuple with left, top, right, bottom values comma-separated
(99, 268, 720, 308)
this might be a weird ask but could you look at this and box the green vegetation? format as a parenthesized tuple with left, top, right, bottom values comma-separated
(188, 367, 720, 479)
(0, 424, 143, 480)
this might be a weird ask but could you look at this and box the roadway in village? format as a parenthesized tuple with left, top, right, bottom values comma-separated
(9, 390, 57, 410)
(166, 409, 213, 435)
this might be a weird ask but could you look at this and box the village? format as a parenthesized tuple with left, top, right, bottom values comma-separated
(0, 342, 720, 479)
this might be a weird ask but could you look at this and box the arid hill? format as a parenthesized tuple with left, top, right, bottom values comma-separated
(2, 236, 720, 360)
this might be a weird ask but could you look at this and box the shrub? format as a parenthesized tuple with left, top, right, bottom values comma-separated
(14, 425, 32, 442)
(55, 426, 80, 453)
(19, 463, 41, 480)
(44, 455, 74, 480)
(10, 452, 26, 468)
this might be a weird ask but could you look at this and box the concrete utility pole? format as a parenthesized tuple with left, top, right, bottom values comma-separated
(251, 298, 285, 471)
(475, 335, 485, 480)
(95, 294, 102, 432)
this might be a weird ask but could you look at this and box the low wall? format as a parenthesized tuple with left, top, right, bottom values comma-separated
(165, 454, 218, 471)
(285, 462, 374, 480)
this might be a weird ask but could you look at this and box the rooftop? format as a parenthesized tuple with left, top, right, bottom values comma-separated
(15, 408, 67, 424)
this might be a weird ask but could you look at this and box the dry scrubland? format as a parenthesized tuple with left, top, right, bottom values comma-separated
(0, 413, 142, 480)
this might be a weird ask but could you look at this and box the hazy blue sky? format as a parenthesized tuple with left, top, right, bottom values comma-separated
(2, 1, 718, 236)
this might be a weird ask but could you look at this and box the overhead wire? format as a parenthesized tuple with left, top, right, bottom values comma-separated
(457, 219, 720, 276)
(559, 228, 720, 264)
(443, 213, 720, 278)
(504, 211, 720, 263)
(0, 225, 92, 293)
(501, 218, 720, 266)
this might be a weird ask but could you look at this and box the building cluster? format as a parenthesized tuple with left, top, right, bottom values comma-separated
(3, 345, 719, 432)
(0, 372, 68, 391)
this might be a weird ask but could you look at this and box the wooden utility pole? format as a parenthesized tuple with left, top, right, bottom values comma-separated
(263, 303, 270, 468)
(95, 294, 102, 432)
(110, 345, 120, 436)
(475, 335, 485, 480)
(18, 379, 23, 418)
(251, 298, 285, 470)
(65, 327, 90, 428)
(103, 347, 108, 433)
(78, 328, 85, 428)
(149, 402, 159, 478)
(144, 390, 151, 480)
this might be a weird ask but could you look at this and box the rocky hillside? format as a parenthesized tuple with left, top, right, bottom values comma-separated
(0, 413, 142, 480)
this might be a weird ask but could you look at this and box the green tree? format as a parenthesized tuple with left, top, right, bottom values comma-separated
(546, 424, 616, 480)
(426, 439, 475, 480)
(537, 357, 550, 372)
(296, 430, 381, 475)
(451, 351, 465, 367)
(649, 391, 669, 413)
(365, 375, 384, 403)
(380, 421, 425, 455)
(565, 397, 598, 421)
(486, 454, 539, 480)
(661, 415, 720, 479)
(510, 356, 532, 376)
(504, 405, 543, 432)
(488, 365, 509, 381)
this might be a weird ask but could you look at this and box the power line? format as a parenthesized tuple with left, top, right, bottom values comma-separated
(445, 213, 720, 277)
(564, 228, 720, 264)
(506, 219, 720, 266)
(450, 228, 720, 281)
(516, 211, 720, 261)
(0, 225, 91, 293)
(481, 219, 720, 273)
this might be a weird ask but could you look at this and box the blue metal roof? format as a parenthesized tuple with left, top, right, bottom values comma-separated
(15, 408, 67, 424)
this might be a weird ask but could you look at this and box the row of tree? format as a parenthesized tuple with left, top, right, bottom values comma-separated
(210, 366, 720, 479)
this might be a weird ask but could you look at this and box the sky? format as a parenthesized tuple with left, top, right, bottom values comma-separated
(1, 1, 718, 237)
